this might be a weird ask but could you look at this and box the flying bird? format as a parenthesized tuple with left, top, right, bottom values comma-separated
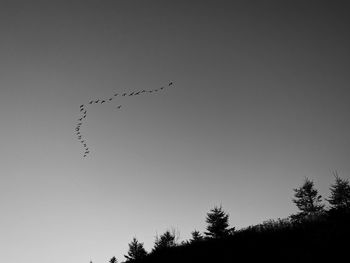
(129, 92, 134, 96)
(114, 93, 118, 96)
(95, 100, 99, 103)
(117, 105, 121, 109)
(122, 93, 127, 96)
(101, 100, 105, 104)
(168, 82, 173, 86)
(109, 98, 113, 101)
(80, 105, 84, 108)
(89, 101, 93, 104)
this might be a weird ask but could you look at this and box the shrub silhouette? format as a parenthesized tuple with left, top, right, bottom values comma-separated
(109, 256, 117, 263)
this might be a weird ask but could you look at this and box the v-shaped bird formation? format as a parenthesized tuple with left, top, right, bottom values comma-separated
(75, 81, 174, 157)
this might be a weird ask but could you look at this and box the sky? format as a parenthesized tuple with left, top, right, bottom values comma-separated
(1, 1, 350, 263)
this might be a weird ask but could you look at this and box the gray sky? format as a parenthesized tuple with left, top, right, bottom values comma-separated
(1, 1, 350, 263)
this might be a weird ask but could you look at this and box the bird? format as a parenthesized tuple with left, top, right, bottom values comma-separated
(101, 100, 105, 104)
(80, 108, 84, 112)
(117, 105, 121, 109)
(135, 91, 140, 95)
(79, 118, 82, 121)
(80, 105, 84, 108)
(122, 93, 127, 96)
(95, 100, 99, 103)
(129, 92, 134, 96)
(114, 93, 118, 96)
(109, 98, 113, 101)
(168, 82, 173, 86)
(89, 101, 93, 104)
(160, 87, 164, 90)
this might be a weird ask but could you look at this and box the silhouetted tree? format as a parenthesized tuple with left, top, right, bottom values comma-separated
(109, 256, 117, 263)
(292, 178, 324, 219)
(153, 230, 176, 252)
(328, 172, 350, 211)
(124, 237, 147, 261)
(205, 205, 233, 238)
(190, 230, 204, 243)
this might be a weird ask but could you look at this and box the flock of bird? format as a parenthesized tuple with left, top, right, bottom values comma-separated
(75, 82, 174, 157)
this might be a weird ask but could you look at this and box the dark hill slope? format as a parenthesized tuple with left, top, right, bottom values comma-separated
(129, 211, 349, 263)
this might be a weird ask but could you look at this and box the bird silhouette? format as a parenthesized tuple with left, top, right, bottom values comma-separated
(75, 81, 174, 157)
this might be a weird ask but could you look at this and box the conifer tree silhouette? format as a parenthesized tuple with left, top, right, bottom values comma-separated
(328, 172, 350, 211)
(124, 237, 147, 261)
(292, 178, 324, 220)
(152, 230, 176, 251)
(190, 230, 204, 243)
(204, 205, 233, 238)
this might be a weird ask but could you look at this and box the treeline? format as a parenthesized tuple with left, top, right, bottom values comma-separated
(98, 173, 350, 263)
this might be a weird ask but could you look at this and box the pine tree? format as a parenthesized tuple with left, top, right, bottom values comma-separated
(292, 178, 324, 218)
(328, 172, 350, 210)
(204, 205, 232, 239)
(124, 237, 147, 261)
(190, 230, 204, 243)
(152, 230, 176, 252)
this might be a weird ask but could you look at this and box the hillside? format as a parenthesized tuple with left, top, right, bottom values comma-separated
(126, 210, 349, 263)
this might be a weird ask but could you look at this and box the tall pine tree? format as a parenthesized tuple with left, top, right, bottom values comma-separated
(124, 237, 147, 261)
(328, 172, 350, 211)
(292, 178, 324, 219)
(205, 205, 233, 239)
